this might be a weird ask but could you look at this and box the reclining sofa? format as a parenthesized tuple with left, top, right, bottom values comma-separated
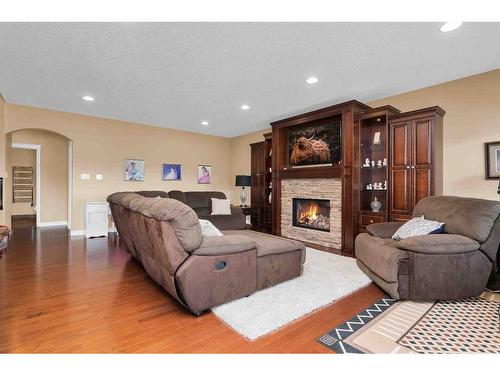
(107, 192, 305, 314)
(355, 196, 500, 300)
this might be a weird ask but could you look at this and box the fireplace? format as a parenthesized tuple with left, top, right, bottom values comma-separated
(292, 198, 331, 232)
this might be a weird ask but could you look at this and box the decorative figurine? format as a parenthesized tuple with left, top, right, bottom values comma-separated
(363, 158, 371, 167)
(366, 183, 372, 190)
(384, 180, 387, 190)
(371, 160, 376, 168)
(370, 197, 382, 213)
(377, 160, 382, 167)
(383, 158, 387, 166)
(373, 131, 381, 145)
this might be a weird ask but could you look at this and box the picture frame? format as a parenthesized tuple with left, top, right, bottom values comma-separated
(485, 141, 500, 180)
(197, 165, 211, 184)
(124, 159, 145, 181)
(162, 164, 182, 181)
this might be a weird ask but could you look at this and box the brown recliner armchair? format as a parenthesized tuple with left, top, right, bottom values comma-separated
(107, 192, 305, 314)
(355, 196, 500, 300)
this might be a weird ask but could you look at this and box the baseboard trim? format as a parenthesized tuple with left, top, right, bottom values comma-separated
(39, 221, 68, 227)
(70, 228, 116, 237)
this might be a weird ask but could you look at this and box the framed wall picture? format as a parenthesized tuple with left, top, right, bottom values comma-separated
(485, 141, 500, 179)
(197, 165, 211, 184)
(162, 164, 182, 181)
(124, 159, 145, 181)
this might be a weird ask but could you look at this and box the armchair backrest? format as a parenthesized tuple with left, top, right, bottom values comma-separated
(413, 196, 500, 243)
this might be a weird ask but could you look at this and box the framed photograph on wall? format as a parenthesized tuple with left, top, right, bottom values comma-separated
(485, 141, 500, 180)
(162, 164, 182, 181)
(124, 159, 145, 181)
(197, 165, 211, 184)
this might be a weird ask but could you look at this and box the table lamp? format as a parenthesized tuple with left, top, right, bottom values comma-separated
(235, 175, 251, 207)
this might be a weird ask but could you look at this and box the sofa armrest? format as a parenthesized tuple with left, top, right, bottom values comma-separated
(201, 206, 246, 230)
(396, 234, 480, 254)
(192, 235, 256, 256)
(367, 222, 404, 239)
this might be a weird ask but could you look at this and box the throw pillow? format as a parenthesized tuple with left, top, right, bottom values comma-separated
(211, 198, 231, 215)
(392, 216, 445, 241)
(199, 219, 223, 237)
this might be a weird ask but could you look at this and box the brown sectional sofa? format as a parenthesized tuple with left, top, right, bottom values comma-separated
(355, 196, 500, 300)
(107, 192, 305, 314)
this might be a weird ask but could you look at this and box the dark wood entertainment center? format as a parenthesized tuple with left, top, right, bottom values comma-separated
(249, 99, 445, 256)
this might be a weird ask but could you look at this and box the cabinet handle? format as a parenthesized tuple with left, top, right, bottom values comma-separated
(369, 220, 374, 223)
(406, 166, 410, 169)
(411, 166, 415, 169)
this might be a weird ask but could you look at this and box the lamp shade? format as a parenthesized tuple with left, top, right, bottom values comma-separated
(235, 175, 251, 187)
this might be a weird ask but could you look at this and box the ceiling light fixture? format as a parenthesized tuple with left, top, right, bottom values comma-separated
(241, 104, 250, 110)
(82, 95, 95, 102)
(306, 76, 319, 84)
(201, 121, 209, 126)
(440, 21, 462, 32)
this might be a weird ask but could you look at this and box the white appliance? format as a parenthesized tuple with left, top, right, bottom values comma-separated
(85, 202, 109, 238)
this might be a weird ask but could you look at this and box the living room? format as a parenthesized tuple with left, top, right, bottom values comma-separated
(1, 1, 499, 373)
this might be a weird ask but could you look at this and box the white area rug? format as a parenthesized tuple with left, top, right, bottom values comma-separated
(211, 248, 371, 340)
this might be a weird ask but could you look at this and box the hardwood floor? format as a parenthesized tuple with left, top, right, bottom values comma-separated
(0, 219, 384, 353)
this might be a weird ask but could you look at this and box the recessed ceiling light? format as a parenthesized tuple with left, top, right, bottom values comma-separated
(201, 121, 209, 126)
(241, 104, 250, 110)
(306, 76, 319, 84)
(82, 95, 95, 102)
(440, 22, 462, 32)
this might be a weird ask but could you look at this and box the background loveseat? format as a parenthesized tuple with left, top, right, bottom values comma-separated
(135, 190, 245, 230)
(355, 196, 500, 300)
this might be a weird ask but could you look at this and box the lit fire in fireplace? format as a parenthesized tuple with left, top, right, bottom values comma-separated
(298, 202, 320, 224)
(293, 198, 330, 232)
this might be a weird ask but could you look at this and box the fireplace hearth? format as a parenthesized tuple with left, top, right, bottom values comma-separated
(292, 198, 330, 232)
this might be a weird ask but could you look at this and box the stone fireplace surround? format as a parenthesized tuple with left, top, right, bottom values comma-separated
(281, 178, 342, 250)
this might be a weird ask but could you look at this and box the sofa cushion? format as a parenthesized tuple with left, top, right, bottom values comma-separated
(396, 234, 480, 254)
(223, 230, 305, 258)
(185, 191, 227, 209)
(392, 216, 445, 240)
(192, 235, 256, 256)
(199, 219, 223, 237)
(413, 196, 500, 243)
(211, 198, 231, 215)
(367, 222, 404, 239)
(355, 233, 409, 283)
(168, 190, 188, 204)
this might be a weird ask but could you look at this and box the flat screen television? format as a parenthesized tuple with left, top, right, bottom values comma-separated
(287, 121, 341, 167)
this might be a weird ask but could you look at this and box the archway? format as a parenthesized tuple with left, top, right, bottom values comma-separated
(7, 128, 72, 230)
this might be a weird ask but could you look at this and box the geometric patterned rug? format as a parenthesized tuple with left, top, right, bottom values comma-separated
(318, 291, 500, 354)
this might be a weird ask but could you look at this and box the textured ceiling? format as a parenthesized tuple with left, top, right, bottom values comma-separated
(0, 22, 499, 137)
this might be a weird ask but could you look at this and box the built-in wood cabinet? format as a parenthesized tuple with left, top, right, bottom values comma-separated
(250, 133, 273, 233)
(388, 108, 444, 221)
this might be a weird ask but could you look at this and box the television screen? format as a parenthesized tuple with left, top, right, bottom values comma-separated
(288, 121, 341, 167)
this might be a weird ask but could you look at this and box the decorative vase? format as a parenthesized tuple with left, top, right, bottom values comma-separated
(370, 197, 381, 213)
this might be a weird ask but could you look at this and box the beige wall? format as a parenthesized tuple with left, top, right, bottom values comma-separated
(5, 104, 233, 231)
(11, 129, 68, 222)
(368, 69, 500, 201)
(11, 148, 36, 216)
(229, 128, 270, 205)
